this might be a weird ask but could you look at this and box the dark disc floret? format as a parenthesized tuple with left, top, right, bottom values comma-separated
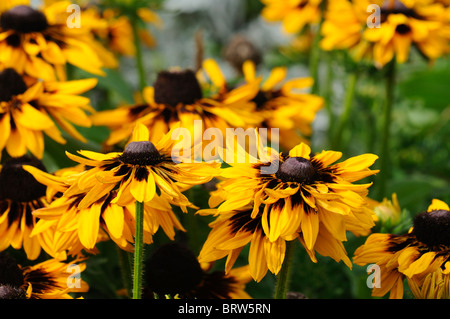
(0, 285, 26, 299)
(0, 68, 28, 102)
(144, 243, 204, 296)
(276, 157, 317, 184)
(413, 209, 450, 248)
(0, 252, 24, 288)
(119, 141, 163, 166)
(153, 69, 203, 107)
(0, 5, 48, 33)
(0, 156, 47, 202)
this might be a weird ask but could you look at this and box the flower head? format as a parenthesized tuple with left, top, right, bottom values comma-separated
(241, 60, 323, 149)
(0, 251, 88, 299)
(354, 199, 450, 299)
(0, 155, 56, 260)
(0, 1, 116, 80)
(0, 67, 97, 159)
(199, 139, 378, 281)
(91, 59, 261, 151)
(143, 242, 252, 299)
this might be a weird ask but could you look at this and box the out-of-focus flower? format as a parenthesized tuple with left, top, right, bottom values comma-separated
(91, 60, 261, 153)
(0, 251, 88, 299)
(143, 242, 252, 299)
(354, 199, 450, 299)
(0, 68, 97, 159)
(0, 156, 55, 260)
(260, 0, 323, 34)
(241, 60, 323, 150)
(321, 0, 450, 68)
(0, 1, 117, 80)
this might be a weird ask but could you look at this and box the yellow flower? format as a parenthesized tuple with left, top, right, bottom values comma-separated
(241, 60, 323, 150)
(260, 0, 323, 34)
(0, 156, 56, 260)
(91, 60, 261, 152)
(24, 124, 218, 256)
(354, 199, 450, 299)
(0, 1, 116, 80)
(321, 0, 450, 67)
(0, 251, 88, 299)
(199, 138, 378, 282)
(0, 68, 97, 159)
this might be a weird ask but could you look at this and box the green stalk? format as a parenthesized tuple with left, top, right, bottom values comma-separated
(331, 71, 358, 150)
(377, 61, 396, 199)
(274, 240, 296, 299)
(133, 201, 145, 299)
(131, 18, 147, 92)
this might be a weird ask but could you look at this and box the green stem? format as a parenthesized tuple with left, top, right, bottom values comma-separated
(309, 0, 327, 95)
(131, 19, 146, 92)
(331, 71, 358, 150)
(133, 201, 145, 299)
(274, 240, 296, 299)
(377, 61, 396, 199)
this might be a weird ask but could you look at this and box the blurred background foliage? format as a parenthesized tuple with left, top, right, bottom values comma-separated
(23, 0, 449, 299)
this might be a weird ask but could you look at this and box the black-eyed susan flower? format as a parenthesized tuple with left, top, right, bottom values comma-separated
(241, 60, 323, 150)
(143, 242, 252, 299)
(260, 0, 323, 34)
(198, 138, 378, 282)
(91, 59, 261, 151)
(0, 67, 97, 159)
(24, 124, 218, 257)
(0, 251, 88, 299)
(0, 1, 116, 81)
(321, 0, 450, 68)
(354, 199, 450, 299)
(0, 155, 56, 260)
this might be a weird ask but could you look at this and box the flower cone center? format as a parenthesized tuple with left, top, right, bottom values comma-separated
(276, 157, 317, 184)
(119, 141, 163, 166)
(0, 156, 47, 202)
(0, 5, 48, 33)
(153, 69, 203, 107)
(413, 210, 450, 248)
(0, 68, 28, 102)
(0, 253, 24, 288)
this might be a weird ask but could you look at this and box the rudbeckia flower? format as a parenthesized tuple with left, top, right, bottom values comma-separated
(143, 242, 252, 299)
(198, 138, 378, 281)
(354, 199, 450, 299)
(0, 67, 97, 159)
(0, 156, 54, 260)
(0, 251, 88, 299)
(241, 60, 323, 150)
(260, 0, 323, 34)
(0, 1, 116, 80)
(24, 124, 218, 256)
(91, 59, 261, 152)
(320, 0, 450, 68)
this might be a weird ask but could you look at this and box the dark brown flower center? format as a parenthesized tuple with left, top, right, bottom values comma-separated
(0, 253, 24, 289)
(119, 141, 163, 166)
(0, 285, 26, 299)
(144, 243, 204, 296)
(276, 157, 317, 184)
(0, 156, 47, 202)
(0, 68, 28, 102)
(0, 5, 48, 33)
(395, 23, 411, 35)
(380, 1, 422, 21)
(153, 69, 203, 107)
(413, 209, 450, 248)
